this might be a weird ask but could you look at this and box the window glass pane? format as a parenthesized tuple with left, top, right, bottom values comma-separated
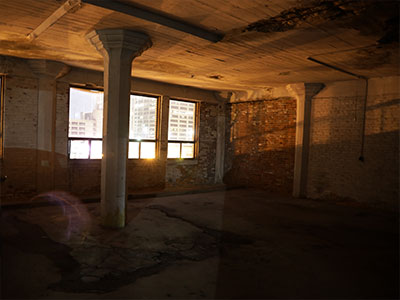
(141, 142, 155, 159)
(167, 143, 180, 159)
(181, 143, 194, 158)
(130, 95, 157, 140)
(69, 87, 103, 138)
(128, 141, 139, 159)
(90, 140, 102, 159)
(168, 100, 195, 141)
(70, 140, 89, 159)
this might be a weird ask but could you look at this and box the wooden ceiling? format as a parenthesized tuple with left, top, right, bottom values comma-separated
(0, 0, 398, 91)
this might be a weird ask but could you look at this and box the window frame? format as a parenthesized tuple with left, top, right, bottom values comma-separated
(128, 93, 160, 160)
(67, 86, 160, 160)
(67, 85, 104, 160)
(167, 99, 199, 160)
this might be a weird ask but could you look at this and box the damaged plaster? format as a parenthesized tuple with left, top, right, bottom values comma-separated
(244, 0, 399, 46)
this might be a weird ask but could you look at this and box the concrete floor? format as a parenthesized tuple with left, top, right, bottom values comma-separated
(1, 189, 398, 299)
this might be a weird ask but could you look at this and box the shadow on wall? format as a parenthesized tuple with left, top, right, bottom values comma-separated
(307, 130, 399, 205)
(223, 98, 297, 194)
(223, 94, 399, 204)
(224, 148, 295, 194)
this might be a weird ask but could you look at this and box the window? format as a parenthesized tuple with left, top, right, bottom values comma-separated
(68, 87, 104, 159)
(167, 99, 197, 159)
(68, 87, 158, 160)
(128, 95, 158, 159)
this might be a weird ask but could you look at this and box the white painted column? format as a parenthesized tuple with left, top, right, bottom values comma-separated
(28, 60, 65, 193)
(87, 29, 151, 228)
(287, 83, 324, 198)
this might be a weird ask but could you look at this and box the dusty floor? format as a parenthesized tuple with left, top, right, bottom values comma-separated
(1, 189, 398, 299)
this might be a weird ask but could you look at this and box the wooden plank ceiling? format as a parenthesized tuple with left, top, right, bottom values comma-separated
(0, 0, 398, 91)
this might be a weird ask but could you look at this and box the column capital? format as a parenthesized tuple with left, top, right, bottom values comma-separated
(286, 83, 325, 100)
(86, 29, 152, 58)
(27, 59, 66, 78)
(305, 83, 325, 99)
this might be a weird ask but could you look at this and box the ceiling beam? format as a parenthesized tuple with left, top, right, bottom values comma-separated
(27, 0, 82, 41)
(81, 0, 224, 43)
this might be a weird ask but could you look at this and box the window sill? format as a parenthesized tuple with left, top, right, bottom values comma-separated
(68, 158, 101, 165)
(167, 159, 198, 166)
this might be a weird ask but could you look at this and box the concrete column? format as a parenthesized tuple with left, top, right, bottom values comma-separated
(87, 29, 151, 228)
(159, 95, 170, 162)
(159, 95, 170, 186)
(287, 83, 324, 198)
(215, 103, 225, 183)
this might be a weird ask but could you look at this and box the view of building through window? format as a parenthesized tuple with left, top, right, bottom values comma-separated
(68, 88, 158, 159)
(68, 87, 103, 159)
(168, 100, 196, 159)
(128, 95, 158, 159)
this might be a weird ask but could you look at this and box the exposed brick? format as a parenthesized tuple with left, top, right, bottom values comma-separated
(308, 78, 399, 204)
(166, 102, 218, 187)
(224, 98, 297, 193)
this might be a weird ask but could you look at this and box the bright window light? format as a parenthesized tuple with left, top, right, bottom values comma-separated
(90, 140, 102, 159)
(68, 87, 159, 160)
(182, 143, 194, 158)
(167, 143, 180, 159)
(167, 100, 196, 159)
(70, 140, 89, 159)
(128, 142, 139, 159)
(141, 142, 156, 159)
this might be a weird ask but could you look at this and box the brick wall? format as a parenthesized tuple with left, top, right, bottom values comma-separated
(308, 77, 399, 205)
(224, 97, 297, 193)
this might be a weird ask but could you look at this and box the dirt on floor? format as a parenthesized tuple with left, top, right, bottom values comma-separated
(1, 189, 398, 299)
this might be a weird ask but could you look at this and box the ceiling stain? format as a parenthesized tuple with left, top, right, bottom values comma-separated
(378, 16, 399, 45)
(209, 75, 223, 80)
(244, 0, 363, 33)
(244, 0, 399, 46)
(342, 46, 396, 70)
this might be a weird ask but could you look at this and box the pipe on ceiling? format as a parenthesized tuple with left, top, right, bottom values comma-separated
(81, 0, 224, 43)
(307, 56, 369, 162)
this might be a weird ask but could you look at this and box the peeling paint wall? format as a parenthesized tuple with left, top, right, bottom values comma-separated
(1, 73, 38, 201)
(307, 77, 399, 205)
(245, 0, 399, 43)
(0, 56, 221, 203)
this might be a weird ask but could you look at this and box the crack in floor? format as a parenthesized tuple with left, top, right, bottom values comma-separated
(146, 205, 253, 245)
(2, 206, 252, 294)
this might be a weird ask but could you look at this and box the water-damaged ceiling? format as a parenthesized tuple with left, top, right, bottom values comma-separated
(0, 0, 398, 91)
